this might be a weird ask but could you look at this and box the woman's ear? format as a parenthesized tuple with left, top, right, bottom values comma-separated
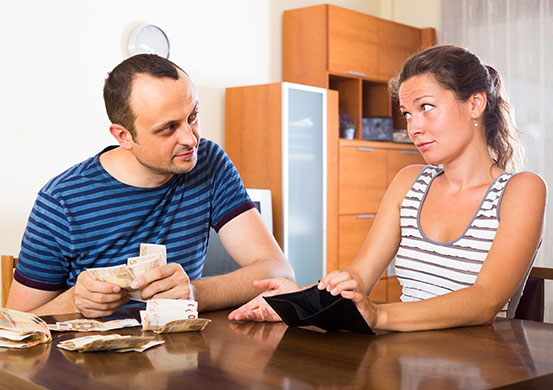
(470, 91, 487, 119)
(109, 124, 134, 151)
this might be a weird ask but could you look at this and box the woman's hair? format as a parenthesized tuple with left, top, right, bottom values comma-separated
(389, 44, 522, 172)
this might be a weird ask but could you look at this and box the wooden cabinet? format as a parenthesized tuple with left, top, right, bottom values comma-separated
(225, 83, 339, 285)
(284, 4, 436, 139)
(337, 140, 424, 302)
(327, 6, 380, 78)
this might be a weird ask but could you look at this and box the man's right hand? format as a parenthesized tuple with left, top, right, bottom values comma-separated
(228, 278, 300, 322)
(74, 270, 130, 318)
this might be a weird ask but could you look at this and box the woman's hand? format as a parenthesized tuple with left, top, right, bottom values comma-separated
(318, 270, 379, 328)
(228, 278, 300, 322)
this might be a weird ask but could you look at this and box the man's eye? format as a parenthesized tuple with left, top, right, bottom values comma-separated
(402, 112, 411, 120)
(189, 112, 199, 123)
(422, 104, 434, 112)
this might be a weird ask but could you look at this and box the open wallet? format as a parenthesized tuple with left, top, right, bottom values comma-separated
(263, 286, 374, 334)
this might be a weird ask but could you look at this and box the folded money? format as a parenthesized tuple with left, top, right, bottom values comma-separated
(0, 308, 51, 349)
(48, 318, 141, 332)
(57, 334, 164, 352)
(88, 243, 167, 301)
(141, 299, 210, 333)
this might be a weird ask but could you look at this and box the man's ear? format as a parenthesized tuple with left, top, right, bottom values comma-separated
(469, 91, 487, 119)
(109, 124, 134, 151)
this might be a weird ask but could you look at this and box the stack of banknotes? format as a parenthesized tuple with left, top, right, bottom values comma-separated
(141, 299, 211, 333)
(57, 334, 164, 353)
(48, 318, 140, 332)
(0, 308, 52, 349)
(88, 243, 167, 301)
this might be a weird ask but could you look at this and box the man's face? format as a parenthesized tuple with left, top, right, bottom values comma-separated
(128, 70, 201, 179)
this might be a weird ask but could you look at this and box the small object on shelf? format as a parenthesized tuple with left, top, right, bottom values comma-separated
(339, 112, 358, 139)
(362, 117, 393, 141)
(392, 129, 412, 143)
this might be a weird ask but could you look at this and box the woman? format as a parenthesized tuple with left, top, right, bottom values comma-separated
(228, 45, 547, 331)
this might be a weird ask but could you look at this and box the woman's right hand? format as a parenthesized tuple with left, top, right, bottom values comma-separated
(228, 278, 300, 322)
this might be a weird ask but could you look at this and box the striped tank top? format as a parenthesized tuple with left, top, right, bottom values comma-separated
(395, 165, 528, 318)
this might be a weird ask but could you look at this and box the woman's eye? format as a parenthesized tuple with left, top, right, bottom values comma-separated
(402, 112, 411, 120)
(422, 104, 433, 112)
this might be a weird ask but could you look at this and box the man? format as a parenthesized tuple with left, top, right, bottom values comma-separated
(7, 54, 294, 318)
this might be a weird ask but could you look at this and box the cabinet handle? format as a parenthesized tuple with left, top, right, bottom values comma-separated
(357, 147, 375, 152)
(357, 214, 375, 219)
(401, 150, 419, 154)
(348, 70, 365, 77)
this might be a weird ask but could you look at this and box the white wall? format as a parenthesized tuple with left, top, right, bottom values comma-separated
(0, 0, 438, 256)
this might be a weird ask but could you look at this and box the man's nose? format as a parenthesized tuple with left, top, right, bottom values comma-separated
(176, 124, 198, 146)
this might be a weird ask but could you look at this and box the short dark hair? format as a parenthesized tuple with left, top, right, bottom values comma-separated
(103, 54, 185, 140)
(389, 45, 522, 172)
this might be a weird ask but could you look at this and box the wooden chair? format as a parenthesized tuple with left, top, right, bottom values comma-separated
(1, 255, 18, 307)
(515, 266, 553, 322)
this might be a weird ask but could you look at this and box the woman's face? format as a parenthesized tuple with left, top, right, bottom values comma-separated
(398, 73, 477, 166)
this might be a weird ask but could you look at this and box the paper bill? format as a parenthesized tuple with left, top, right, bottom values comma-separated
(57, 334, 164, 352)
(48, 318, 140, 332)
(140, 299, 209, 333)
(88, 264, 136, 289)
(0, 309, 51, 349)
(148, 318, 212, 334)
(88, 243, 167, 301)
(139, 243, 167, 263)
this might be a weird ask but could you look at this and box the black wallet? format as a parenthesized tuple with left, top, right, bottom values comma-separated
(263, 286, 374, 334)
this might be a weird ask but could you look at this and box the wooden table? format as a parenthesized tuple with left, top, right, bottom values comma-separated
(1, 309, 553, 389)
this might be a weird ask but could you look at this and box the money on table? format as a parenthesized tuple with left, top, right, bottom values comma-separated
(0, 309, 52, 349)
(141, 299, 211, 333)
(57, 334, 164, 352)
(48, 318, 141, 332)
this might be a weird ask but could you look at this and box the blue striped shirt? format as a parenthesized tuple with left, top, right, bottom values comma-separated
(15, 139, 254, 291)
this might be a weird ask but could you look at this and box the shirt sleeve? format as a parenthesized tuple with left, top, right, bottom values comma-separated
(206, 141, 255, 232)
(15, 190, 71, 291)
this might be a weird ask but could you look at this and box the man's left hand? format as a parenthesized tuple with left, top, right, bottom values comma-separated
(130, 263, 195, 301)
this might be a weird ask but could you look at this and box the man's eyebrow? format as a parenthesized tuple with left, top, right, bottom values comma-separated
(153, 119, 178, 132)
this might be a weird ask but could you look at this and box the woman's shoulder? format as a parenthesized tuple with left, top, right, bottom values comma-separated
(386, 164, 430, 198)
(506, 171, 547, 195)
(501, 171, 547, 214)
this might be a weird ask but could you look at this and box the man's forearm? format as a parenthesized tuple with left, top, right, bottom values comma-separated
(193, 258, 294, 312)
(29, 287, 79, 316)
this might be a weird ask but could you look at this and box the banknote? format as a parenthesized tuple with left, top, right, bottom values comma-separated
(57, 334, 164, 352)
(148, 318, 212, 334)
(139, 243, 167, 263)
(48, 318, 141, 332)
(88, 244, 167, 301)
(140, 299, 209, 333)
(88, 264, 136, 289)
(0, 308, 51, 349)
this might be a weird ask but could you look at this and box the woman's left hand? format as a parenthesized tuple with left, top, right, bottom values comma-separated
(318, 270, 379, 329)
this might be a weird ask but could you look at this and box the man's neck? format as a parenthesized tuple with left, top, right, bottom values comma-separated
(99, 147, 174, 188)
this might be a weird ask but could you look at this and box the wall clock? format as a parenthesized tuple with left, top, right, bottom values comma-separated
(127, 23, 170, 59)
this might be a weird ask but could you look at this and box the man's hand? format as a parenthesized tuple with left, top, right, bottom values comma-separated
(318, 270, 378, 328)
(74, 271, 129, 318)
(130, 263, 195, 301)
(228, 278, 300, 322)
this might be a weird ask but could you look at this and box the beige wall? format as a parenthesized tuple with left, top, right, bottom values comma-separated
(0, 0, 439, 256)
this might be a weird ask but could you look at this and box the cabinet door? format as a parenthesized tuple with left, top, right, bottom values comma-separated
(378, 19, 421, 81)
(339, 146, 387, 214)
(328, 6, 379, 79)
(285, 85, 326, 286)
(338, 214, 374, 270)
(386, 148, 425, 185)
